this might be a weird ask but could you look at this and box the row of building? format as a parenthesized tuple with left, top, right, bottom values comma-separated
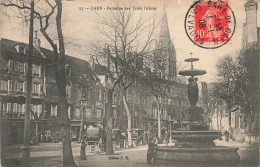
(0, 7, 190, 145)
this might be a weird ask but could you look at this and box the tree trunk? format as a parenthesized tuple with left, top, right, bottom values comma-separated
(105, 90, 114, 155)
(122, 93, 133, 147)
(216, 109, 219, 131)
(156, 99, 161, 139)
(78, 106, 84, 143)
(220, 115, 222, 131)
(54, 1, 76, 166)
(228, 102, 231, 131)
(35, 120, 39, 145)
(22, 1, 34, 165)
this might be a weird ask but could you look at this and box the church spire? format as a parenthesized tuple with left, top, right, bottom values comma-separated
(157, 5, 177, 78)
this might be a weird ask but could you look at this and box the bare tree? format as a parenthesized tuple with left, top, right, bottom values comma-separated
(94, 2, 160, 149)
(140, 63, 172, 141)
(0, 0, 76, 166)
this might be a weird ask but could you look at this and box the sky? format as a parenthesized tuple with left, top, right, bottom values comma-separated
(0, 0, 259, 83)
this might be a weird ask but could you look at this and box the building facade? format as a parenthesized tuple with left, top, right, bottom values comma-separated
(0, 37, 105, 145)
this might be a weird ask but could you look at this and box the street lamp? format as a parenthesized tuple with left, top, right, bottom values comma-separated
(79, 98, 87, 160)
(168, 116, 172, 143)
(168, 116, 175, 143)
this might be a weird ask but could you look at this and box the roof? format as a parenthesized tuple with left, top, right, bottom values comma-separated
(1, 38, 96, 85)
(0, 38, 45, 59)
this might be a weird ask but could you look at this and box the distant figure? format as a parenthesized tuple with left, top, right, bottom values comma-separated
(143, 131, 148, 145)
(147, 138, 158, 164)
(164, 131, 169, 146)
(224, 130, 229, 142)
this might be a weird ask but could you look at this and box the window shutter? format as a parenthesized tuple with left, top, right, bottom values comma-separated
(8, 80, 12, 91)
(39, 65, 42, 77)
(3, 103, 6, 113)
(67, 106, 71, 119)
(55, 105, 57, 116)
(51, 105, 54, 116)
(22, 104, 25, 114)
(13, 103, 17, 113)
(7, 103, 11, 113)
(24, 63, 28, 74)
(38, 104, 42, 117)
(23, 82, 26, 92)
(14, 61, 19, 71)
(39, 84, 42, 94)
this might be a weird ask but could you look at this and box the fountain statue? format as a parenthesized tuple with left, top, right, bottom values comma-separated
(153, 55, 240, 166)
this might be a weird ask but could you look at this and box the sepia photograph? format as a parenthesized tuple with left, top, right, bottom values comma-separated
(0, 0, 259, 166)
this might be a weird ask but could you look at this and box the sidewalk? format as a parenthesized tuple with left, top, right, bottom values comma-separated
(215, 139, 259, 165)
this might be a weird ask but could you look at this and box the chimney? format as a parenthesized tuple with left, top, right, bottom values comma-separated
(245, 0, 258, 43)
(33, 30, 41, 50)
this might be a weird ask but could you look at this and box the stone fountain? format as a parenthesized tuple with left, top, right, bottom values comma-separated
(153, 57, 240, 166)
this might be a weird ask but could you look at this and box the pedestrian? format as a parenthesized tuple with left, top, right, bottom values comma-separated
(224, 130, 229, 142)
(165, 131, 169, 146)
(147, 138, 158, 164)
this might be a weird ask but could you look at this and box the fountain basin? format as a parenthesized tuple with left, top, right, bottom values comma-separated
(172, 131, 221, 147)
(179, 69, 207, 76)
(154, 146, 240, 166)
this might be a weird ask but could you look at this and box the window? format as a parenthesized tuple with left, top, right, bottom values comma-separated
(96, 109, 101, 118)
(18, 62, 24, 74)
(30, 104, 42, 118)
(8, 60, 13, 72)
(17, 104, 23, 114)
(14, 60, 19, 72)
(14, 81, 18, 91)
(74, 108, 80, 119)
(15, 45, 25, 54)
(0, 80, 8, 91)
(51, 104, 58, 116)
(22, 104, 26, 114)
(85, 107, 91, 118)
(7, 103, 11, 114)
(23, 82, 26, 92)
(65, 65, 71, 77)
(12, 103, 17, 113)
(98, 87, 102, 101)
(2, 103, 7, 117)
(32, 64, 41, 77)
(17, 81, 24, 92)
(32, 83, 41, 95)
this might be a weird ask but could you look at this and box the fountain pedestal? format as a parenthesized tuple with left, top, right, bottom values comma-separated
(153, 110, 240, 166)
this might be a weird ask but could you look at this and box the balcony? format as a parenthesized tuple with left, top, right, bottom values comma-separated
(2, 113, 25, 119)
(72, 115, 101, 123)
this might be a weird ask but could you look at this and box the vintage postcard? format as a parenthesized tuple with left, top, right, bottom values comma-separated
(0, 0, 259, 166)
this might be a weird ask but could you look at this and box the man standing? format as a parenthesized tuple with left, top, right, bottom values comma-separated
(147, 138, 158, 164)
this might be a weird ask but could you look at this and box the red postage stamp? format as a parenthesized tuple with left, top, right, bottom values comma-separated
(185, 0, 236, 49)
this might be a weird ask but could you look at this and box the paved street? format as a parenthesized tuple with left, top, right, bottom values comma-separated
(77, 141, 260, 167)
(1, 140, 259, 167)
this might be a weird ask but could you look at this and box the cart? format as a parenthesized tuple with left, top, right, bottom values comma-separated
(86, 126, 102, 151)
